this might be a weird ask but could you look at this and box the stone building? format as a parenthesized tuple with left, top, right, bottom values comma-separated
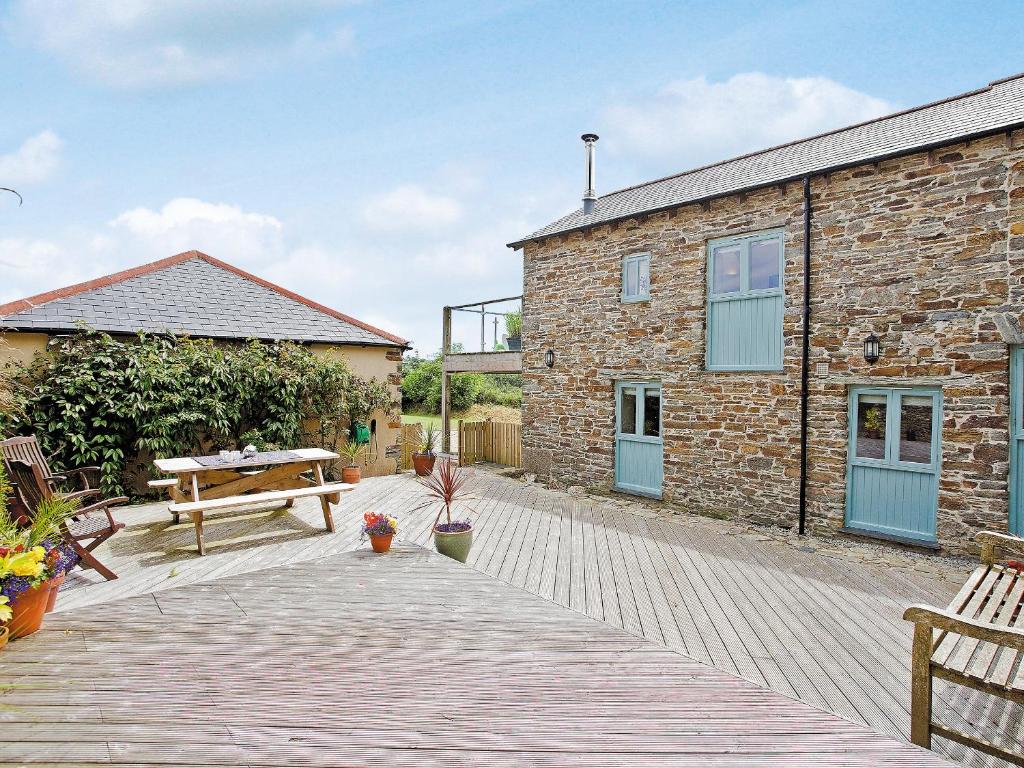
(507, 74, 1024, 552)
(0, 250, 407, 477)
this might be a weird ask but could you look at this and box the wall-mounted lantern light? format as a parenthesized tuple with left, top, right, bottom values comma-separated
(544, 349, 555, 368)
(863, 333, 880, 364)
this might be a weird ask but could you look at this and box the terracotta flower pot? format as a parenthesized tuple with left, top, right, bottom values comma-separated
(45, 574, 66, 613)
(412, 453, 436, 476)
(342, 466, 361, 484)
(8, 581, 50, 640)
(0, 625, 9, 652)
(433, 526, 473, 563)
(369, 533, 393, 553)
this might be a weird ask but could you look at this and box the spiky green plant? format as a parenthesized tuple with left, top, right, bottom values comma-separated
(418, 422, 439, 456)
(339, 439, 365, 467)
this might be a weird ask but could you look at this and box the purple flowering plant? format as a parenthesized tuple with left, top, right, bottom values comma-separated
(0, 462, 79, 605)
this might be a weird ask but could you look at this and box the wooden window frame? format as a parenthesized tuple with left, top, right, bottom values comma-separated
(621, 253, 652, 304)
(847, 386, 943, 475)
(615, 381, 662, 444)
(705, 230, 785, 371)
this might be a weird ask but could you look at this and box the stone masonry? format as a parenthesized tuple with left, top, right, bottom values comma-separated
(521, 129, 1024, 552)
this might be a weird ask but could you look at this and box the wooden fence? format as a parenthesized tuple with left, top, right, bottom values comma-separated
(458, 420, 522, 468)
(399, 423, 423, 471)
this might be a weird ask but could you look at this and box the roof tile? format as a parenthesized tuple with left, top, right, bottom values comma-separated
(0, 253, 407, 347)
(509, 74, 1024, 247)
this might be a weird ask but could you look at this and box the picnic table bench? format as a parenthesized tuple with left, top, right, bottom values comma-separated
(903, 531, 1024, 765)
(150, 448, 354, 555)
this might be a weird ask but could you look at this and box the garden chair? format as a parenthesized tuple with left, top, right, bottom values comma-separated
(1, 435, 102, 504)
(5, 457, 127, 581)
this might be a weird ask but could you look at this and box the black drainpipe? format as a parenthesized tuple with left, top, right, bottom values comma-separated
(798, 175, 812, 536)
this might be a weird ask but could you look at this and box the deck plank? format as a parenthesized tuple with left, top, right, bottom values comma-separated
(4, 547, 954, 767)
(53, 471, 1018, 766)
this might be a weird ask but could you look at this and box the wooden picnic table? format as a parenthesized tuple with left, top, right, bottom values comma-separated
(151, 448, 352, 555)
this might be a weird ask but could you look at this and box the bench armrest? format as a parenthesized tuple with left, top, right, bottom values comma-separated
(976, 531, 1024, 564)
(78, 496, 129, 527)
(903, 604, 1024, 652)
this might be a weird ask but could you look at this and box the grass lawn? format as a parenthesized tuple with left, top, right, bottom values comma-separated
(401, 413, 443, 429)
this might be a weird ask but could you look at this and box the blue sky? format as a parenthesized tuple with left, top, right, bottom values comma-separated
(1, 0, 1021, 354)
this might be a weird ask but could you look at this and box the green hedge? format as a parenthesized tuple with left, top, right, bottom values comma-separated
(1, 332, 396, 495)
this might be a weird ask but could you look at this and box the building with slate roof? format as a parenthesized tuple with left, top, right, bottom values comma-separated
(505, 72, 1024, 552)
(0, 250, 408, 476)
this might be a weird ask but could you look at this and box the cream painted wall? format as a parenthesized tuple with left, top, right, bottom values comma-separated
(0, 331, 404, 478)
(1, 332, 48, 366)
(309, 343, 404, 478)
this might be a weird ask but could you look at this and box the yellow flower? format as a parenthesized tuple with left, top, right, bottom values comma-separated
(30, 546, 45, 562)
(10, 552, 44, 578)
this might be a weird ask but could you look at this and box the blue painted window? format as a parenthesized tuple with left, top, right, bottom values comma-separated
(706, 231, 784, 371)
(622, 253, 651, 303)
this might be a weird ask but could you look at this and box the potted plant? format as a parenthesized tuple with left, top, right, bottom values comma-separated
(0, 595, 11, 651)
(362, 512, 398, 553)
(864, 406, 885, 440)
(44, 539, 78, 613)
(0, 464, 79, 640)
(413, 459, 476, 563)
(412, 422, 439, 476)
(340, 440, 365, 484)
(504, 310, 522, 352)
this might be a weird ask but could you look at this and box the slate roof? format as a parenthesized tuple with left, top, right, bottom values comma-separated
(0, 251, 409, 347)
(509, 73, 1024, 248)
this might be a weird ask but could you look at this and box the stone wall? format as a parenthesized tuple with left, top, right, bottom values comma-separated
(521, 128, 1024, 550)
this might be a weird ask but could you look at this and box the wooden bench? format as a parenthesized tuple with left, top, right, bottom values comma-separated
(903, 531, 1024, 765)
(168, 483, 354, 556)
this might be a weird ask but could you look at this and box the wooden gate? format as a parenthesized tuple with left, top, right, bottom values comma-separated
(458, 420, 522, 468)
(399, 423, 423, 471)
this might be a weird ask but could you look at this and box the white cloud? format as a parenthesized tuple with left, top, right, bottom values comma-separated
(361, 184, 463, 234)
(603, 72, 895, 173)
(1, 174, 535, 354)
(111, 198, 284, 264)
(3, 1, 357, 89)
(0, 238, 106, 303)
(0, 130, 63, 186)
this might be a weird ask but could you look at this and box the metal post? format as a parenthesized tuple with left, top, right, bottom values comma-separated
(442, 306, 452, 454)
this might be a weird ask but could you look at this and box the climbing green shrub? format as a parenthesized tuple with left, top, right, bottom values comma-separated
(3, 332, 396, 496)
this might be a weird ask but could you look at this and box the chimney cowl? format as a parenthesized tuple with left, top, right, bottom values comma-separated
(581, 133, 599, 215)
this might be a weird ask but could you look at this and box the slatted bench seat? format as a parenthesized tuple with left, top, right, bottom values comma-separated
(903, 531, 1024, 765)
(169, 483, 354, 556)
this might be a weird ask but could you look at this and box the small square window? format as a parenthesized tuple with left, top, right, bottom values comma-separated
(622, 253, 651, 302)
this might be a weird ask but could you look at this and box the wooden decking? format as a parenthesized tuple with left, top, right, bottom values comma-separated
(43, 470, 1023, 765)
(3, 546, 952, 766)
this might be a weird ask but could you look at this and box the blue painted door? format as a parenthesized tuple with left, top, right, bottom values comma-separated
(1011, 348, 1024, 536)
(846, 387, 942, 543)
(615, 382, 663, 498)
